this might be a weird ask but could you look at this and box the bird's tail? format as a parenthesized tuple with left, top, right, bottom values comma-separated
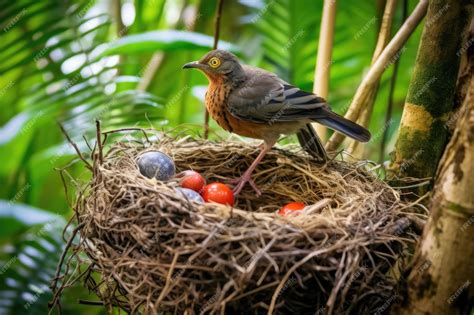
(315, 110, 371, 142)
(297, 124, 328, 162)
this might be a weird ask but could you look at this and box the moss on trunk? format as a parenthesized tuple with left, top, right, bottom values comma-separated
(388, 0, 470, 185)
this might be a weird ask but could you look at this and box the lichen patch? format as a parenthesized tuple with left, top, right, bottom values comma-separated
(400, 103, 434, 132)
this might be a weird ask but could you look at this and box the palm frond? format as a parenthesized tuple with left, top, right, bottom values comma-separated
(0, 0, 163, 142)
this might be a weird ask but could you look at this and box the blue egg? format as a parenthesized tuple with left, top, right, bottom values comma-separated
(137, 151, 175, 181)
(176, 187, 204, 204)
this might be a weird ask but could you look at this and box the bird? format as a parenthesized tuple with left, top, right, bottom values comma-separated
(183, 49, 371, 196)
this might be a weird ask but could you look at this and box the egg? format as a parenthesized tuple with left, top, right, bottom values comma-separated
(176, 187, 204, 204)
(137, 151, 175, 181)
(201, 182, 234, 206)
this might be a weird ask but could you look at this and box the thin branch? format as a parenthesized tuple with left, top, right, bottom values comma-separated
(204, 0, 225, 139)
(78, 299, 104, 306)
(101, 127, 151, 144)
(95, 120, 103, 165)
(326, 0, 428, 151)
(213, 0, 225, 50)
(82, 135, 93, 151)
(58, 122, 93, 170)
(51, 222, 86, 298)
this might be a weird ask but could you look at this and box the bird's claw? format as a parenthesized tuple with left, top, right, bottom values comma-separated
(228, 177, 262, 197)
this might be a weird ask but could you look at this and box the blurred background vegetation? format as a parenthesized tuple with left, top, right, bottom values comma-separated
(0, 0, 424, 313)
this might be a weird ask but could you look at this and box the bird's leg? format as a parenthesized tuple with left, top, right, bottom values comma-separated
(232, 140, 276, 196)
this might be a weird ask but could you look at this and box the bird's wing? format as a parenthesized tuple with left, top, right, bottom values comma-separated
(227, 66, 328, 124)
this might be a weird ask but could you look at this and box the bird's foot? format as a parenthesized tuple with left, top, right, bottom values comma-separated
(226, 176, 262, 197)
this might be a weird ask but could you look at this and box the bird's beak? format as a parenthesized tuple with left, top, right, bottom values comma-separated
(182, 61, 202, 69)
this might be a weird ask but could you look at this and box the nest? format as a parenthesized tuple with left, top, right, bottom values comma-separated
(51, 128, 427, 315)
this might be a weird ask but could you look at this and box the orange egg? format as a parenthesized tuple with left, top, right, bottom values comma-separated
(278, 202, 305, 216)
(201, 183, 234, 206)
(177, 170, 206, 193)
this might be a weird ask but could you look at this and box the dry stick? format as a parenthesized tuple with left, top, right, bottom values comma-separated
(49, 222, 86, 308)
(83, 135, 93, 151)
(213, 0, 225, 50)
(204, 0, 224, 139)
(56, 169, 71, 210)
(102, 127, 152, 144)
(325, 0, 428, 152)
(96, 120, 103, 165)
(312, 0, 337, 140)
(346, 0, 398, 157)
(267, 248, 333, 315)
(78, 300, 104, 306)
(379, 0, 408, 164)
(58, 122, 93, 170)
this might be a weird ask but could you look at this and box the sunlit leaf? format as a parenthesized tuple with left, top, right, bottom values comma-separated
(103, 30, 238, 56)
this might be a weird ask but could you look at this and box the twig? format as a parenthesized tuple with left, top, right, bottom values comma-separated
(78, 299, 104, 306)
(204, 0, 225, 139)
(49, 222, 85, 312)
(96, 120, 103, 165)
(50, 222, 86, 293)
(213, 0, 225, 50)
(83, 135, 93, 151)
(57, 122, 93, 170)
(326, 0, 428, 151)
(56, 169, 71, 213)
(102, 127, 151, 144)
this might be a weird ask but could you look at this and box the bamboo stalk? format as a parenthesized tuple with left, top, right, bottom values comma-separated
(312, 0, 337, 141)
(379, 0, 408, 164)
(346, 0, 398, 157)
(112, 0, 126, 76)
(113, 0, 126, 37)
(325, 0, 428, 152)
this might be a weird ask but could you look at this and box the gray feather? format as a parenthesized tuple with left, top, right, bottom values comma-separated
(226, 65, 371, 142)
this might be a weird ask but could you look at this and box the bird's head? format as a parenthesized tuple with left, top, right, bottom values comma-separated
(182, 49, 243, 82)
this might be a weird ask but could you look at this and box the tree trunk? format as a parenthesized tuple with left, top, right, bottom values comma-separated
(393, 50, 473, 313)
(388, 0, 469, 185)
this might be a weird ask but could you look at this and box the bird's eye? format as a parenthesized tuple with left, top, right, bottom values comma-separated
(208, 57, 221, 68)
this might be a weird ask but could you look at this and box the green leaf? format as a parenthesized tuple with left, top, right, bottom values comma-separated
(0, 201, 63, 239)
(0, 201, 62, 226)
(103, 30, 238, 56)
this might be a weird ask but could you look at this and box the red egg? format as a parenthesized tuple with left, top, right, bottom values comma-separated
(177, 170, 206, 193)
(278, 202, 305, 216)
(201, 183, 234, 206)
